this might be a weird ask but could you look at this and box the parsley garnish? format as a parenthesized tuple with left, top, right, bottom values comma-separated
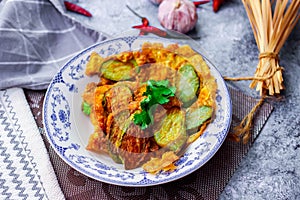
(133, 80, 176, 129)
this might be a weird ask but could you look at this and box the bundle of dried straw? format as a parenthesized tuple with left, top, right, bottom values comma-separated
(226, 0, 299, 142)
(227, 0, 299, 96)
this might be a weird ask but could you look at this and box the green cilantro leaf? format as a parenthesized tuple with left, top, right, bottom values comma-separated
(133, 110, 152, 130)
(133, 80, 176, 129)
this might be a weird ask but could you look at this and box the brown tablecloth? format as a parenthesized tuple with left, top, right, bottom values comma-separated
(24, 85, 273, 200)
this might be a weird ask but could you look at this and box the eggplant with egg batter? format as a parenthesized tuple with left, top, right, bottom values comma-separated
(176, 63, 200, 107)
(82, 42, 216, 173)
(101, 58, 139, 81)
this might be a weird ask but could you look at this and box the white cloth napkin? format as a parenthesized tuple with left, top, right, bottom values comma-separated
(0, 88, 65, 199)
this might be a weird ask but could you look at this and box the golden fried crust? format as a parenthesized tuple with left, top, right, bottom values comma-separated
(86, 129, 108, 153)
(141, 42, 164, 50)
(133, 51, 147, 66)
(105, 113, 114, 138)
(128, 100, 142, 114)
(165, 43, 180, 52)
(187, 54, 210, 78)
(98, 76, 115, 86)
(104, 85, 133, 115)
(85, 52, 104, 76)
(116, 51, 133, 63)
(162, 96, 182, 110)
(142, 151, 179, 174)
(82, 82, 97, 105)
(94, 85, 112, 131)
(138, 64, 177, 85)
(175, 45, 197, 58)
(119, 124, 161, 170)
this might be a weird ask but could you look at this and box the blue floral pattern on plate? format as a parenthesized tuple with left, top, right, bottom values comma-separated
(43, 36, 232, 187)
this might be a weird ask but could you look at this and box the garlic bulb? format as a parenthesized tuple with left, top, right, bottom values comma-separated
(149, 0, 164, 5)
(158, 0, 198, 33)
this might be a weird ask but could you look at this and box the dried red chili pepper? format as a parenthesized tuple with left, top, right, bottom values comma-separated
(126, 5, 167, 37)
(64, 1, 92, 17)
(193, 0, 210, 7)
(213, 0, 224, 12)
(132, 25, 167, 37)
(126, 5, 200, 39)
(142, 17, 149, 27)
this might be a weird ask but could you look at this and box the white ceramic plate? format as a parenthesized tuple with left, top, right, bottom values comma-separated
(43, 35, 232, 187)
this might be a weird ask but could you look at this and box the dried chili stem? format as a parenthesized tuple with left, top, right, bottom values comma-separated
(126, 5, 144, 19)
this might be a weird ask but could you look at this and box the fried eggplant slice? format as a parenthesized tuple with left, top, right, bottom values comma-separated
(81, 82, 97, 116)
(94, 85, 113, 131)
(86, 129, 108, 153)
(104, 84, 133, 115)
(186, 105, 213, 134)
(118, 123, 154, 169)
(93, 85, 112, 131)
(176, 64, 200, 107)
(107, 111, 131, 164)
(138, 63, 176, 86)
(82, 82, 97, 105)
(107, 114, 160, 169)
(100, 59, 139, 81)
(154, 108, 187, 153)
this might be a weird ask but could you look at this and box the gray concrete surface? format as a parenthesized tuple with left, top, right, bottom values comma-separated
(66, 0, 300, 199)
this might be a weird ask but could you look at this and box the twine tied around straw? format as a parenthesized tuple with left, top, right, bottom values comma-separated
(259, 52, 279, 60)
(224, 51, 281, 143)
(224, 52, 284, 82)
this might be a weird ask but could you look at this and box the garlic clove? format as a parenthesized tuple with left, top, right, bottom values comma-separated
(158, 0, 198, 34)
